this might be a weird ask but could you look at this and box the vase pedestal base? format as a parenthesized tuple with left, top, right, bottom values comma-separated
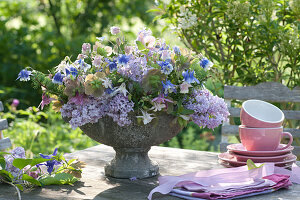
(104, 147, 159, 179)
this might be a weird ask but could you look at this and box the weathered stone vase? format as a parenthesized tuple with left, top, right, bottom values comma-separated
(78, 113, 182, 179)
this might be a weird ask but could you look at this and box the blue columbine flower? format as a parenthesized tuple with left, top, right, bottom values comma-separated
(173, 46, 181, 55)
(118, 54, 130, 66)
(162, 80, 176, 95)
(17, 69, 32, 81)
(105, 88, 114, 94)
(76, 59, 91, 72)
(107, 60, 117, 71)
(157, 60, 174, 75)
(38, 148, 61, 175)
(65, 66, 78, 77)
(52, 72, 64, 85)
(182, 70, 200, 84)
(199, 57, 213, 70)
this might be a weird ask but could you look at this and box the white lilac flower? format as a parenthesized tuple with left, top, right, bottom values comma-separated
(101, 77, 113, 89)
(157, 60, 173, 75)
(136, 110, 155, 125)
(93, 55, 103, 68)
(17, 69, 32, 81)
(178, 6, 197, 29)
(82, 43, 91, 55)
(180, 82, 192, 94)
(110, 26, 121, 35)
(151, 102, 166, 112)
(52, 72, 64, 85)
(199, 58, 213, 70)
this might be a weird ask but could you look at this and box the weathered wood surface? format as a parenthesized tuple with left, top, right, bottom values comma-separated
(0, 119, 8, 131)
(221, 125, 300, 137)
(224, 82, 300, 103)
(0, 138, 12, 150)
(0, 145, 300, 200)
(0, 101, 3, 112)
(228, 107, 300, 120)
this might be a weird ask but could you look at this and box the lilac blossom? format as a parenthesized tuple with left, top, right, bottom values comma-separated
(183, 89, 229, 129)
(118, 57, 148, 82)
(4, 147, 26, 178)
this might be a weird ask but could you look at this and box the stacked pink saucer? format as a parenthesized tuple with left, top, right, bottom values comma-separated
(219, 100, 296, 168)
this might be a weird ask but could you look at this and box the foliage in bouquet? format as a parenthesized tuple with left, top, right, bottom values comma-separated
(0, 147, 83, 199)
(18, 27, 229, 129)
(153, 0, 300, 89)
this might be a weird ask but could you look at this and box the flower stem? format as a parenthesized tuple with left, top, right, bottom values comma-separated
(1, 179, 22, 200)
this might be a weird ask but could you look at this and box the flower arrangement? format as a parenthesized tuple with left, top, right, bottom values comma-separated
(17, 27, 229, 129)
(0, 147, 83, 199)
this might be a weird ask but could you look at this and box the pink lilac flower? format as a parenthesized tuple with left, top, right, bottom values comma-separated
(39, 94, 55, 110)
(69, 93, 88, 105)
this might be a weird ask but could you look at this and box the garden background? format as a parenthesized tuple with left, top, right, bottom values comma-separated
(0, 0, 299, 157)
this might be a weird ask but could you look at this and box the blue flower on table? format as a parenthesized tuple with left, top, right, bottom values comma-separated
(157, 60, 173, 75)
(52, 72, 65, 85)
(118, 54, 130, 66)
(38, 148, 61, 175)
(65, 66, 78, 77)
(199, 57, 213, 70)
(182, 70, 200, 84)
(162, 80, 176, 95)
(17, 69, 32, 81)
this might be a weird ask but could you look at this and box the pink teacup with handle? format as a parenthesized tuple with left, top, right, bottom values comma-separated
(239, 125, 293, 151)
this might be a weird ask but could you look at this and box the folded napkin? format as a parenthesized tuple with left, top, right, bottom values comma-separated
(148, 163, 300, 200)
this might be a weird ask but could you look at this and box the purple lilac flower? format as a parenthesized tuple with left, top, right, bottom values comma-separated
(173, 46, 181, 55)
(52, 73, 64, 85)
(162, 80, 176, 95)
(38, 148, 61, 175)
(183, 89, 229, 129)
(118, 57, 148, 82)
(199, 58, 213, 70)
(118, 54, 130, 66)
(182, 70, 199, 84)
(17, 69, 32, 81)
(4, 147, 26, 178)
(157, 60, 173, 75)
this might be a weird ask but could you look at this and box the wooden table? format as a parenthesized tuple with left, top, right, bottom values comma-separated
(0, 145, 299, 200)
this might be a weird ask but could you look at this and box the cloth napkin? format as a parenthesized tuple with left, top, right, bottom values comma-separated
(148, 163, 300, 200)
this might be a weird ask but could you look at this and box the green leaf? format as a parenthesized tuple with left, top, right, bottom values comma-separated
(247, 159, 264, 170)
(16, 184, 24, 191)
(0, 158, 5, 170)
(146, 8, 161, 13)
(39, 173, 78, 186)
(22, 174, 42, 186)
(0, 170, 13, 182)
(181, 109, 194, 115)
(0, 152, 10, 157)
(13, 158, 51, 170)
(136, 41, 145, 50)
(67, 159, 77, 165)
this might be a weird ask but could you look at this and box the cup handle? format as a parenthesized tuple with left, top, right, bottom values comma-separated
(277, 132, 293, 150)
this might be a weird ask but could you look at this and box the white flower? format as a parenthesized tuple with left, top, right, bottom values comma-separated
(96, 36, 105, 41)
(55, 60, 69, 73)
(110, 26, 121, 35)
(143, 35, 156, 48)
(113, 83, 128, 96)
(180, 82, 192, 94)
(151, 102, 166, 112)
(178, 6, 197, 29)
(105, 46, 113, 56)
(136, 110, 155, 125)
(100, 77, 113, 89)
(92, 55, 103, 68)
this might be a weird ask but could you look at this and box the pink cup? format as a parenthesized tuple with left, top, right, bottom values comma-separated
(241, 100, 284, 128)
(239, 125, 293, 151)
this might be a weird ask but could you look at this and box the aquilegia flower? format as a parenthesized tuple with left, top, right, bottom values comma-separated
(106, 59, 117, 71)
(162, 80, 176, 95)
(65, 66, 78, 77)
(199, 57, 213, 70)
(118, 54, 130, 66)
(173, 46, 181, 55)
(136, 110, 155, 124)
(17, 69, 32, 81)
(52, 72, 64, 85)
(158, 60, 173, 75)
(39, 93, 55, 110)
(182, 70, 199, 84)
(38, 148, 61, 175)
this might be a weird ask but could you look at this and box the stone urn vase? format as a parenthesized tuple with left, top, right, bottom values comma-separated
(76, 113, 182, 179)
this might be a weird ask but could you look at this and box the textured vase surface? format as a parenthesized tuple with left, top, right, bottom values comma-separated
(78, 113, 182, 178)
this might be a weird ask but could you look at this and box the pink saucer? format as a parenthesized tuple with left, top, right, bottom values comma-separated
(229, 151, 292, 162)
(227, 143, 294, 157)
(219, 160, 293, 169)
(218, 152, 297, 167)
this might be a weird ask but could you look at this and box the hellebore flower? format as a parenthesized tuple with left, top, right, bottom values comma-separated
(182, 70, 199, 84)
(17, 69, 32, 81)
(52, 73, 65, 85)
(199, 57, 213, 70)
(157, 60, 173, 75)
(38, 148, 61, 175)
